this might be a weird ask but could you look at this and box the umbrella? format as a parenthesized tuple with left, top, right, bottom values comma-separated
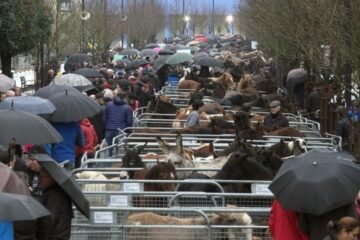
(0, 74, 15, 92)
(194, 51, 209, 60)
(140, 49, 158, 57)
(64, 54, 91, 73)
(0, 96, 56, 114)
(51, 74, 95, 92)
(145, 43, 160, 49)
(286, 68, 307, 87)
(158, 49, 175, 55)
(187, 40, 200, 46)
(31, 153, 90, 219)
(73, 68, 104, 78)
(154, 56, 170, 72)
(195, 36, 209, 43)
(0, 109, 63, 145)
(131, 59, 149, 68)
(0, 192, 50, 221)
(34, 84, 79, 99)
(48, 90, 101, 123)
(153, 47, 162, 53)
(112, 54, 124, 62)
(165, 52, 193, 65)
(119, 49, 139, 56)
(195, 56, 224, 68)
(0, 162, 29, 195)
(269, 149, 360, 216)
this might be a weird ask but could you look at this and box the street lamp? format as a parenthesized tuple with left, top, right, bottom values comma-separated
(184, 15, 190, 36)
(226, 14, 234, 35)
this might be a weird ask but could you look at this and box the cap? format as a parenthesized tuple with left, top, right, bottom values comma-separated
(269, 100, 281, 108)
(336, 106, 346, 114)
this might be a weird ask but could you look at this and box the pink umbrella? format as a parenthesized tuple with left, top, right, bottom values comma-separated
(153, 47, 162, 53)
(195, 36, 209, 43)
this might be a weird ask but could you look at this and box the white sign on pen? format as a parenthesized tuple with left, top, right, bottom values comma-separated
(93, 211, 114, 224)
(122, 183, 143, 192)
(251, 184, 273, 196)
(109, 195, 129, 207)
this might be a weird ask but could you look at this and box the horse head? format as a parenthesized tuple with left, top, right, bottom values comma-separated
(256, 149, 283, 176)
(144, 159, 178, 191)
(287, 138, 308, 156)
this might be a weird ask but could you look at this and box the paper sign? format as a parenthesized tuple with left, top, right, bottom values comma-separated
(93, 211, 114, 224)
(251, 184, 273, 196)
(109, 195, 129, 207)
(122, 182, 143, 192)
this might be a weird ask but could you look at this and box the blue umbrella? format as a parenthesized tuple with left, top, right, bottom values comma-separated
(0, 96, 56, 114)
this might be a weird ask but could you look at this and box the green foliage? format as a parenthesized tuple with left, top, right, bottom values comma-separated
(0, 0, 53, 57)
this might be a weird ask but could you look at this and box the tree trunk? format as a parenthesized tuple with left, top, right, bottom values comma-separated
(0, 54, 12, 78)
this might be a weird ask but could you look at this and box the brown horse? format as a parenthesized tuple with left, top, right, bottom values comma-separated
(177, 80, 200, 90)
(262, 126, 305, 138)
(209, 72, 234, 90)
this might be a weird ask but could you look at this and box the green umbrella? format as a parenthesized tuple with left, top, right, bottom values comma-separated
(165, 52, 193, 65)
(112, 54, 124, 62)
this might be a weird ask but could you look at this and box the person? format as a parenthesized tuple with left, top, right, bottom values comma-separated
(102, 92, 133, 146)
(185, 100, 204, 128)
(36, 168, 73, 240)
(75, 118, 98, 168)
(127, 93, 139, 112)
(263, 100, 289, 128)
(335, 106, 353, 152)
(50, 122, 85, 170)
(299, 203, 357, 240)
(323, 217, 359, 240)
(268, 199, 309, 240)
(305, 86, 321, 121)
(0, 221, 13, 240)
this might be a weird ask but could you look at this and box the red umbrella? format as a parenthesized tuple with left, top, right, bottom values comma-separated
(195, 36, 209, 43)
(195, 34, 206, 38)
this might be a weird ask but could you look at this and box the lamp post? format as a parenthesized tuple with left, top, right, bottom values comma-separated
(184, 15, 190, 36)
(226, 14, 234, 35)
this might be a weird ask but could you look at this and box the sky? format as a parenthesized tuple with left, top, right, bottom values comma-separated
(162, 0, 237, 14)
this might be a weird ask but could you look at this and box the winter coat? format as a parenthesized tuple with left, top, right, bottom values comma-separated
(102, 97, 133, 131)
(186, 111, 200, 127)
(76, 118, 98, 157)
(299, 204, 357, 240)
(263, 112, 289, 128)
(268, 200, 309, 240)
(335, 117, 352, 150)
(36, 186, 73, 240)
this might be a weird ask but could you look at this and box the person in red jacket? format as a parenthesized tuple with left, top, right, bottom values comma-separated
(75, 118, 98, 168)
(269, 199, 310, 240)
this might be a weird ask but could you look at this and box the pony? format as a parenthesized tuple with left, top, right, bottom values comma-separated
(177, 80, 201, 90)
(262, 126, 305, 138)
(234, 112, 264, 141)
(126, 205, 253, 240)
(122, 142, 148, 179)
(268, 138, 307, 158)
(156, 132, 194, 179)
(146, 96, 178, 117)
(209, 72, 234, 90)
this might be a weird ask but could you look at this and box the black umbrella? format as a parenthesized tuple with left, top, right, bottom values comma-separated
(51, 74, 95, 92)
(269, 149, 360, 215)
(48, 90, 101, 123)
(131, 59, 149, 68)
(64, 54, 91, 73)
(145, 43, 160, 49)
(286, 68, 307, 87)
(153, 56, 169, 72)
(140, 49, 158, 57)
(73, 68, 104, 78)
(119, 49, 139, 56)
(34, 84, 79, 99)
(195, 56, 224, 67)
(158, 49, 175, 55)
(31, 153, 90, 219)
(0, 192, 50, 221)
(0, 109, 63, 145)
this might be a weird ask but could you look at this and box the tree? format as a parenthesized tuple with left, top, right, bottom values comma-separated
(0, 0, 52, 77)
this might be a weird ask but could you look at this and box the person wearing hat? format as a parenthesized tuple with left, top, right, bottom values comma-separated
(335, 106, 353, 152)
(263, 100, 289, 129)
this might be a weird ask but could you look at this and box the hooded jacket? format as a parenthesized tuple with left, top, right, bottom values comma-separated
(76, 118, 98, 157)
(102, 97, 133, 131)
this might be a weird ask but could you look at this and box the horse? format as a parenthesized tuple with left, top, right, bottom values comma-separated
(234, 112, 264, 141)
(268, 138, 308, 158)
(262, 126, 305, 138)
(146, 96, 178, 119)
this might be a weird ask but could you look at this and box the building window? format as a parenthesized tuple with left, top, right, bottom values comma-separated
(59, 0, 71, 11)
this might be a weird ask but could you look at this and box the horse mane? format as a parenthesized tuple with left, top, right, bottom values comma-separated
(144, 160, 178, 191)
(238, 74, 253, 90)
(215, 152, 273, 181)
